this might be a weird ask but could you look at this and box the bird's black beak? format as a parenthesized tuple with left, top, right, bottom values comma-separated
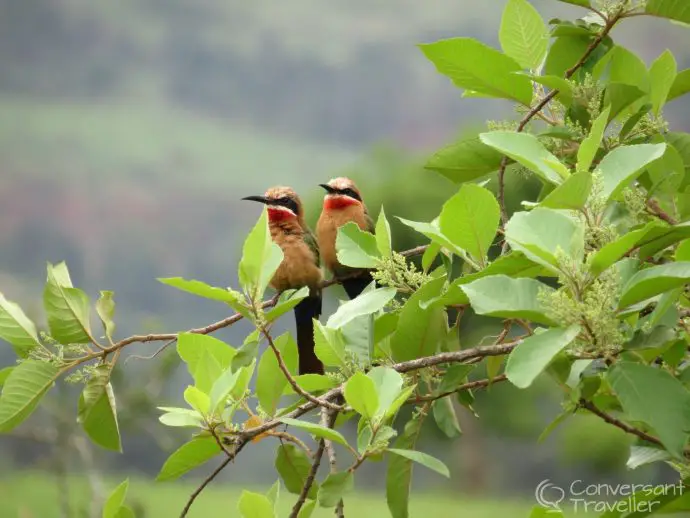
(319, 184, 338, 194)
(242, 195, 271, 204)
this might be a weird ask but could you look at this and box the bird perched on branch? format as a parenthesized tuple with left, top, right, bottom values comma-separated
(317, 177, 374, 299)
(242, 187, 324, 375)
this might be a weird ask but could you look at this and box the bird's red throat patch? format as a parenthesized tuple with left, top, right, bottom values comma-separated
(267, 207, 297, 222)
(323, 196, 360, 210)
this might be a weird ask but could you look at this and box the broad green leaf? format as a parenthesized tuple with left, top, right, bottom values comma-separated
(279, 417, 350, 448)
(283, 374, 337, 395)
(577, 106, 610, 172)
(177, 333, 236, 385)
(184, 386, 210, 415)
(598, 144, 666, 200)
(0, 359, 59, 432)
(336, 222, 380, 268)
(646, 0, 690, 25)
(265, 287, 309, 323)
(95, 291, 116, 342)
(158, 408, 204, 428)
(528, 75, 574, 106)
(588, 221, 662, 276)
(238, 490, 275, 518)
(78, 365, 121, 452)
(677, 239, 690, 260)
(44, 262, 92, 344)
(424, 136, 503, 184)
(384, 386, 416, 421)
(499, 0, 548, 70)
(103, 479, 129, 518)
(387, 448, 450, 478)
(318, 472, 354, 508)
(275, 443, 318, 498)
(0, 292, 42, 357)
(257, 333, 297, 415)
(230, 361, 256, 401)
(636, 221, 690, 259)
(505, 208, 584, 271)
(539, 171, 592, 210)
(0, 367, 12, 387)
(209, 366, 242, 414)
(506, 325, 580, 389)
(194, 349, 223, 394)
(156, 437, 220, 481)
(649, 50, 677, 114)
(625, 326, 676, 350)
(668, 69, 690, 102)
(619, 262, 690, 308)
(326, 288, 396, 329)
(419, 37, 533, 105)
(557, 0, 591, 6)
(461, 275, 555, 325)
(297, 501, 316, 518)
(396, 218, 465, 260)
(620, 103, 653, 139)
(314, 321, 347, 368)
(603, 83, 646, 122)
(647, 144, 685, 194)
(609, 362, 690, 458)
(239, 208, 284, 300)
(368, 366, 404, 419)
(594, 46, 649, 90)
(479, 132, 566, 184)
(390, 276, 447, 362)
(439, 184, 499, 264)
(386, 416, 424, 518)
(530, 507, 564, 518)
(627, 446, 672, 470)
(344, 372, 379, 420)
(376, 207, 392, 257)
(157, 278, 249, 316)
(432, 397, 462, 438)
(545, 35, 591, 77)
(267, 480, 280, 511)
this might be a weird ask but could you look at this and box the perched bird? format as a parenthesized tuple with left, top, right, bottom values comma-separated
(242, 187, 324, 375)
(316, 177, 374, 299)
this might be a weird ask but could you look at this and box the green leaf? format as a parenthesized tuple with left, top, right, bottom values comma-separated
(257, 333, 297, 416)
(279, 417, 350, 448)
(419, 37, 533, 105)
(461, 275, 555, 325)
(620, 103, 653, 139)
(156, 436, 220, 481)
(396, 218, 465, 260)
(506, 325, 581, 389)
(636, 221, 690, 260)
(390, 276, 447, 362)
(557, 0, 591, 7)
(627, 446, 673, 470)
(158, 407, 204, 428)
(103, 479, 129, 518)
(238, 490, 276, 518)
(387, 448, 450, 478)
(177, 333, 236, 385)
(649, 50, 678, 114)
(266, 480, 280, 510)
(588, 221, 662, 276)
(314, 321, 347, 368)
(95, 291, 116, 342)
(326, 288, 396, 329)
(609, 362, 690, 457)
(297, 501, 316, 518)
(376, 207, 392, 257)
(0, 292, 42, 357)
(425, 136, 503, 184)
(318, 471, 354, 508)
(539, 171, 592, 211)
(336, 222, 380, 268)
(545, 36, 592, 77)
(528, 75, 574, 106)
(368, 366, 404, 419)
(184, 386, 210, 415)
(283, 374, 337, 395)
(158, 277, 249, 316)
(194, 349, 223, 394)
(265, 287, 309, 323)
(44, 262, 92, 344)
(0, 359, 59, 432)
(604, 83, 646, 122)
(239, 207, 284, 300)
(386, 416, 424, 518)
(432, 397, 462, 438)
(0, 367, 13, 387)
(505, 208, 584, 271)
(344, 372, 379, 420)
(209, 366, 243, 414)
(677, 239, 690, 261)
(577, 106, 610, 172)
(499, 0, 548, 70)
(439, 184, 499, 264)
(619, 262, 690, 308)
(598, 144, 666, 201)
(275, 443, 318, 498)
(78, 365, 121, 452)
(668, 69, 690, 103)
(594, 46, 649, 90)
(479, 131, 566, 185)
(646, 0, 690, 25)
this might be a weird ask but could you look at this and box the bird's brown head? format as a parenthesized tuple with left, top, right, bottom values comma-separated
(242, 186, 304, 223)
(319, 177, 363, 211)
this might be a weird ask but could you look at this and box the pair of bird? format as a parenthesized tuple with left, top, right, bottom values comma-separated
(242, 177, 373, 375)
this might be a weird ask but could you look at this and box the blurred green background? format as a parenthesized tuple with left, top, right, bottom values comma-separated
(1, 1, 689, 516)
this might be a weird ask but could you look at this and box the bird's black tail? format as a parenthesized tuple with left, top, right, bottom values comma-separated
(293, 295, 324, 375)
(341, 271, 373, 300)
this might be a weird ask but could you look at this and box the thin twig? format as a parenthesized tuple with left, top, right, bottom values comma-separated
(646, 198, 677, 225)
(321, 407, 344, 517)
(289, 436, 327, 518)
(579, 399, 663, 447)
(410, 374, 508, 403)
(267, 431, 313, 457)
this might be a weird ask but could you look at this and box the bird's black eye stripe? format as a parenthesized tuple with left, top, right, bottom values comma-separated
(273, 196, 299, 214)
(338, 188, 362, 202)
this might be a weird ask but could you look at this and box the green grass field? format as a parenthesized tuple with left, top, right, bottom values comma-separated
(0, 471, 536, 518)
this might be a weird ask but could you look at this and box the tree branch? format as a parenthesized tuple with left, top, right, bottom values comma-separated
(579, 399, 663, 447)
(320, 407, 344, 517)
(288, 436, 327, 518)
(646, 198, 677, 225)
(409, 374, 508, 403)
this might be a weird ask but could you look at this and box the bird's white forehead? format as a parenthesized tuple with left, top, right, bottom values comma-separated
(327, 177, 354, 190)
